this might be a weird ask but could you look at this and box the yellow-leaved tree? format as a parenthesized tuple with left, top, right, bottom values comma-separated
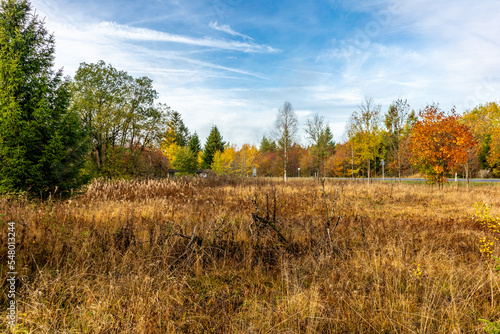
(212, 144, 260, 176)
(347, 97, 384, 183)
(212, 146, 236, 175)
(161, 142, 180, 165)
(236, 144, 260, 176)
(462, 102, 500, 176)
(160, 110, 190, 168)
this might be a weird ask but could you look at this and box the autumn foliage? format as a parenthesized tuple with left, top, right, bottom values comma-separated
(409, 105, 476, 186)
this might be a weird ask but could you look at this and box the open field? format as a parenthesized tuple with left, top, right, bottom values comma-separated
(2, 177, 500, 333)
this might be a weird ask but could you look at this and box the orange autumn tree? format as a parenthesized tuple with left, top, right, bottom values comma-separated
(410, 105, 476, 188)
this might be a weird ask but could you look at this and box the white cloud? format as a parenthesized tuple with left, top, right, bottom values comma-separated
(316, 0, 500, 115)
(30, 0, 500, 146)
(209, 21, 254, 41)
(91, 21, 277, 53)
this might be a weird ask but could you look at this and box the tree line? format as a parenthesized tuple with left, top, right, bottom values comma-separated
(0, 0, 498, 197)
(251, 97, 490, 190)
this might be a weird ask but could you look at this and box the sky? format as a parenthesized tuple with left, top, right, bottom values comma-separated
(31, 0, 500, 146)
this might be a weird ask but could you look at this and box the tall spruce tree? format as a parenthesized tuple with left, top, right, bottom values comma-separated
(188, 132, 202, 155)
(0, 0, 89, 196)
(202, 126, 225, 169)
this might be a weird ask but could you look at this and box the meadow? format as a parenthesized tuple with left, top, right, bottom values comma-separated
(1, 177, 500, 333)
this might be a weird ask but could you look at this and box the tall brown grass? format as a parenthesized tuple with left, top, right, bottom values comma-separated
(1, 177, 500, 333)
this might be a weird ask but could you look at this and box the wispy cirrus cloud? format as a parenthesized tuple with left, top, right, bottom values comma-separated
(209, 21, 254, 41)
(90, 21, 277, 53)
(30, 0, 500, 146)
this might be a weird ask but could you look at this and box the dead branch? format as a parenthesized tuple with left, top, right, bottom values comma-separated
(248, 188, 288, 245)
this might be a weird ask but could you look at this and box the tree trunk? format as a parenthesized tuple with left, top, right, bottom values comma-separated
(367, 160, 371, 184)
(284, 145, 287, 182)
(466, 163, 470, 190)
(95, 149, 101, 169)
(398, 152, 401, 183)
(351, 148, 354, 180)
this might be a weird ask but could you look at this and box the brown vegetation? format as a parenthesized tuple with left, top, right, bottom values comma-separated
(2, 178, 500, 333)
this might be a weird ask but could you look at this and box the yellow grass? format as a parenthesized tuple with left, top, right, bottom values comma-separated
(1, 177, 500, 333)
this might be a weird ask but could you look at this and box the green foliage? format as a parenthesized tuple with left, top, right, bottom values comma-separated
(172, 146, 198, 175)
(188, 131, 201, 155)
(480, 319, 500, 334)
(493, 256, 500, 273)
(260, 135, 277, 152)
(202, 126, 225, 169)
(474, 203, 500, 332)
(70, 61, 167, 177)
(315, 126, 335, 175)
(348, 97, 384, 180)
(462, 102, 500, 173)
(167, 111, 190, 147)
(0, 0, 90, 196)
(480, 134, 492, 170)
(305, 113, 335, 177)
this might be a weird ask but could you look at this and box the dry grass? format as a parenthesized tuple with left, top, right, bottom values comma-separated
(1, 177, 500, 333)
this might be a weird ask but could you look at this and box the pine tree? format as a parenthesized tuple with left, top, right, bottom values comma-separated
(188, 132, 202, 155)
(202, 126, 225, 169)
(0, 0, 89, 196)
(259, 136, 277, 152)
(168, 111, 190, 147)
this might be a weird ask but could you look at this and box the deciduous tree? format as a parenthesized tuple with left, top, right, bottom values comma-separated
(71, 61, 167, 176)
(347, 97, 383, 183)
(237, 144, 260, 176)
(488, 127, 500, 176)
(384, 99, 416, 182)
(325, 142, 355, 177)
(212, 146, 236, 175)
(272, 101, 298, 182)
(461, 102, 500, 173)
(172, 146, 198, 175)
(410, 104, 476, 188)
(305, 113, 335, 178)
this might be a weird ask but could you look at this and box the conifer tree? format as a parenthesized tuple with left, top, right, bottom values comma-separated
(259, 136, 277, 152)
(202, 126, 225, 169)
(0, 0, 89, 196)
(188, 132, 202, 155)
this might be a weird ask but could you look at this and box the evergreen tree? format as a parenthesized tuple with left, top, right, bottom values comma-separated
(0, 0, 89, 196)
(259, 136, 277, 152)
(318, 126, 335, 152)
(168, 111, 190, 147)
(188, 132, 202, 155)
(305, 113, 335, 177)
(202, 126, 225, 169)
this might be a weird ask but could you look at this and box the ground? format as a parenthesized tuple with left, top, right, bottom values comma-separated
(1, 177, 500, 333)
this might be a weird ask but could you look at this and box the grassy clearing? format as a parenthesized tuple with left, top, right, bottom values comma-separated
(1, 177, 500, 333)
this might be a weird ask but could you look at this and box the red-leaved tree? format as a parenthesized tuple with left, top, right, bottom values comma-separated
(409, 105, 476, 188)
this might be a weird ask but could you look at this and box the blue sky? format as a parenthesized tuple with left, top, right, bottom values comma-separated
(32, 0, 500, 146)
